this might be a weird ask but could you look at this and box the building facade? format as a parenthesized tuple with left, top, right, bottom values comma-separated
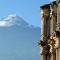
(38, 0, 60, 60)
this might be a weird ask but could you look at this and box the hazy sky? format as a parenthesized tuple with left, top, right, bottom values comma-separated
(0, 0, 51, 27)
(0, 0, 53, 60)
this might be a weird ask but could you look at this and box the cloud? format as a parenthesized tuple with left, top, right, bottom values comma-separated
(0, 14, 29, 27)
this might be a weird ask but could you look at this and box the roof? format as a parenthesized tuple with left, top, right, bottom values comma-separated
(40, 4, 50, 9)
(40, 1, 56, 9)
(50, 1, 56, 6)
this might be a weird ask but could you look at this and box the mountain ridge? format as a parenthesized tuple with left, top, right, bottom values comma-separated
(0, 14, 41, 60)
(0, 14, 40, 28)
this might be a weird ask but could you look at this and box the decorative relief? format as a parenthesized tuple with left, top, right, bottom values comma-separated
(38, 39, 50, 55)
(49, 31, 60, 50)
(49, 39, 56, 53)
(54, 37, 60, 48)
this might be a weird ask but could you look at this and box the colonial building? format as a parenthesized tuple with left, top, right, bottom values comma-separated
(38, 0, 60, 60)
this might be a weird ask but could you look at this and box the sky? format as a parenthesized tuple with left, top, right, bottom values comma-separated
(0, 0, 55, 60)
(0, 0, 52, 27)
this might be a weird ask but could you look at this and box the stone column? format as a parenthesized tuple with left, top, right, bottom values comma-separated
(57, 2, 60, 31)
(50, 2, 57, 34)
(47, 54, 50, 60)
(39, 45, 47, 60)
(40, 4, 50, 39)
(54, 37, 60, 60)
(41, 53, 47, 60)
(40, 4, 50, 60)
(56, 48, 59, 60)
(50, 53, 56, 60)
(49, 38, 56, 60)
(56, 47, 60, 60)
(56, 39, 60, 60)
(40, 46, 50, 60)
(38, 40, 50, 60)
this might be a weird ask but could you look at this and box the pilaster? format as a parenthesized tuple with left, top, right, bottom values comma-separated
(50, 1, 57, 34)
(40, 4, 50, 39)
(54, 37, 60, 60)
